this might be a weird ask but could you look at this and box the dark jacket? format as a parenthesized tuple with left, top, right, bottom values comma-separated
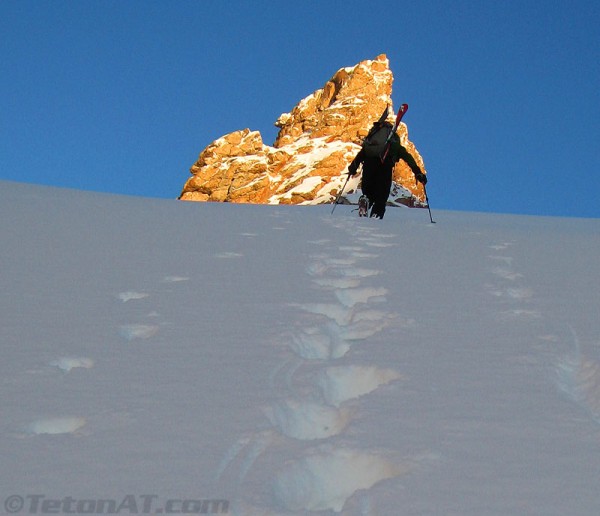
(347, 129, 427, 219)
(348, 134, 424, 181)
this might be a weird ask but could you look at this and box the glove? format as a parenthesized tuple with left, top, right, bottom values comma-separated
(347, 162, 358, 177)
(415, 171, 427, 185)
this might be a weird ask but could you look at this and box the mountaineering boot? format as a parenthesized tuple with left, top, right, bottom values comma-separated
(358, 195, 368, 217)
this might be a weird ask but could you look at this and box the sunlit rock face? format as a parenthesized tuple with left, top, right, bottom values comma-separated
(179, 54, 426, 207)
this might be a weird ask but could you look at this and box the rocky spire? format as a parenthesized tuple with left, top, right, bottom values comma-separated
(179, 54, 427, 206)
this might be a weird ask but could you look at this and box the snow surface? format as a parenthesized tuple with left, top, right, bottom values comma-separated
(1, 180, 600, 515)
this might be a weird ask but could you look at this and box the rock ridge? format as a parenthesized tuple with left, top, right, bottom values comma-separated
(179, 54, 426, 207)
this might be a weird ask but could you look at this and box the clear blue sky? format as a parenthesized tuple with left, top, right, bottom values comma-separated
(1, 1, 599, 217)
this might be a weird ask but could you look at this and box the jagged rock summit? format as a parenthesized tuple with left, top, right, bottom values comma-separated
(179, 54, 427, 207)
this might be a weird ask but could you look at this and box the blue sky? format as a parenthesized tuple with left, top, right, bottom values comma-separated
(1, 1, 599, 217)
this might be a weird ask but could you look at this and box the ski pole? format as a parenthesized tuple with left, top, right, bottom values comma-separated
(424, 185, 436, 223)
(331, 173, 351, 214)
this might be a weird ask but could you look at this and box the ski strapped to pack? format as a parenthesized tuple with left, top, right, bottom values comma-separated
(380, 103, 408, 162)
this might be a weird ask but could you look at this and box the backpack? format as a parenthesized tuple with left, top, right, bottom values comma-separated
(362, 122, 393, 158)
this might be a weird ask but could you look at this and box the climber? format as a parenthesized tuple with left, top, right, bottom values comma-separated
(347, 120, 427, 219)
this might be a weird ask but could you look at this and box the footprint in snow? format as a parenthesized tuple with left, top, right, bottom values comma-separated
(307, 261, 380, 281)
(499, 309, 541, 319)
(334, 286, 388, 308)
(539, 334, 560, 343)
(287, 309, 398, 360)
(263, 398, 353, 440)
(306, 261, 329, 277)
(24, 416, 87, 436)
(354, 253, 380, 261)
(49, 357, 94, 372)
(116, 291, 149, 302)
(340, 267, 381, 278)
(486, 285, 533, 300)
(336, 309, 400, 341)
(505, 287, 534, 299)
(488, 242, 514, 251)
(119, 324, 159, 341)
(162, 275, 190, 283)
(318, 365, 402, 407)
(488, 255, 514, 265)
(294, 302, 354, 326)
(355, 237, 395, 248)
(268, 357, 305, 393)
(214, 251, 244, 258)
(490, 267, 523, 281)
(289, 325, 351, 360)
(272, 446, 405, 513)
(216, 431, 276, 483)
(310, 265, 381, 280)
(371, 233, 396, 239)
(366, 241, 396, 248)
(311, 276, 362, 289)
(555, 332, 600, 424)
(323, 257, 358, 267)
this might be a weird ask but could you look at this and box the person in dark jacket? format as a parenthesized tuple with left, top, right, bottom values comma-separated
(348, 121, 427, 219)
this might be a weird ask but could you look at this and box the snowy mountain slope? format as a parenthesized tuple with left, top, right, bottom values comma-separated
(1, 180, 600, 515)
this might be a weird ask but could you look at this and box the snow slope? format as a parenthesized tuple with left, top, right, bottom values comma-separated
(1, 180, 600, 515)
